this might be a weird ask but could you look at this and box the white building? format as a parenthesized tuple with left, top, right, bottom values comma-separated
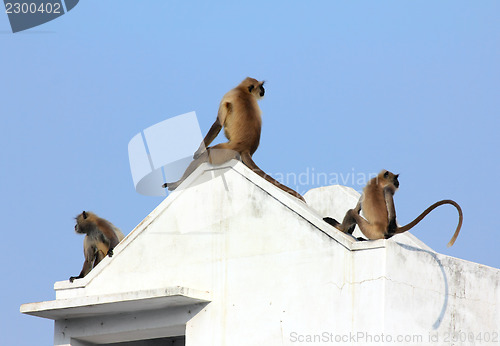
(21, 160, 500, 345)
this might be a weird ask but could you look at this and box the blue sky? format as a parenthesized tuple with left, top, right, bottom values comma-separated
(1, 1, 499, 344)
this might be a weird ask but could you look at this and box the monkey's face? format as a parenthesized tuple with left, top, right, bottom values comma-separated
(74, 211, 89, 234)
(382, 170, 400, 189)
(258, 83, 265, 97)
(74, 222, 85, 234)
(242, 77, 265, 99)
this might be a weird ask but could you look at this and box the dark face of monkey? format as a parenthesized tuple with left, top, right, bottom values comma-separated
(74, 222, 84, 234)
(383, 170, 400, 188)
(259, 83, 265, 97)
(244, 78, 265, 98)
(74, 211, 89, 234)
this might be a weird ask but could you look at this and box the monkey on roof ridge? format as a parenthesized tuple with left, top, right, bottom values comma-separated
(163, 77, 305, 202)
(324, 170, 462, 246)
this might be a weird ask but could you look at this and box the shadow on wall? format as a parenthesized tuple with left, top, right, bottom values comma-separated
(397, 243, 448, 330)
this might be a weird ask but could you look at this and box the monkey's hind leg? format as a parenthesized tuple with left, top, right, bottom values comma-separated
(205, 144, 241, 165)
(324, 208, 357, 234)
(93, 249, 107, 267)
(163, 151, 211, 190)
(323, 217, 340, 228)
(163, 146, 240, 191)
(350, 212, 386, 240)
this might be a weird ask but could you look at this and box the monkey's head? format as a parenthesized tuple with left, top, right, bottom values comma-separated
(74, 210, 94, 234)
(240, 77, 265, 99)
(378, 170, 400, 189)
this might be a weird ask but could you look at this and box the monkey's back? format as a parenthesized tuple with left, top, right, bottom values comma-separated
(220, 88, 262, 154)
(80, 213, 124, 251)
(362, 182, 389, 229)
(113, 226, 125, 242)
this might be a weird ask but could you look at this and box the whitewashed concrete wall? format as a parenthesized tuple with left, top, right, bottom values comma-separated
(306, 185, 500, 345)
(22, 161, 500, 345)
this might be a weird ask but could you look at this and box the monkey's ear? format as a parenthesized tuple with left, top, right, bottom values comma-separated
(83, 211, 87, 219)
(248, 85, 254, 93)
(384, 171, 389, 178)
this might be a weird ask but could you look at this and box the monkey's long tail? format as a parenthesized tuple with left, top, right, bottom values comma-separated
(395, 199, 463, 247)
(240, 151, 306, 203)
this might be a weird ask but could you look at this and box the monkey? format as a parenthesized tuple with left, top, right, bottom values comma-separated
(323, 170, 463, 247)
(162, 77, 306, 202)
(69, 211, 125, 282)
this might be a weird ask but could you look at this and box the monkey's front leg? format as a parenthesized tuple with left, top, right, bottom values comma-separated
(69, 259, 93, 282)
(383, 187, 397, 238)
(106, 235, 120, 257)
(193, 118, 222, 159)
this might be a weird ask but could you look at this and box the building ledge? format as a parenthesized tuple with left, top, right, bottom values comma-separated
(20, 286, 210, 320)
